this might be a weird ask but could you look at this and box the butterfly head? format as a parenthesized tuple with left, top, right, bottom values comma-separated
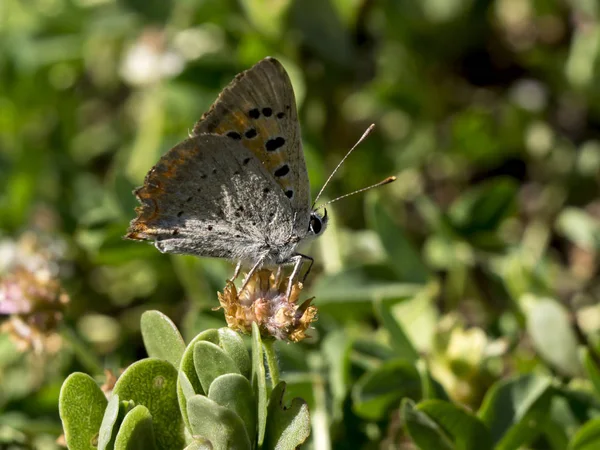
(308, 208, 328, 237)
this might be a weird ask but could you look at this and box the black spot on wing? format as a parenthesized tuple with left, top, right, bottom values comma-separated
(265, 137, 285, 152)
(285, 190, 294, 199)
(243, 157, 251, 165)
(262, 107, 272, 117)
(227, 131, 242, 140)
(274, 164, 290, 177)
(276, 112, 285, 119)
(244, 128, 257, 139)
(248, 108, 260, 119)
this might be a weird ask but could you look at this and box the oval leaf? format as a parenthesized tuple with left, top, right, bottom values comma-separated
(113, 358, 184, 450)
(177, 329, 220, 427)
(218, 328, 251, 379)
(114, 405, 157, 450)
(141, 310, 186, 368)
(208, 374, 257, 443)
(187, 395, 252, 450)
(59, 372, 108, 450)
(194, 341, 241, 393)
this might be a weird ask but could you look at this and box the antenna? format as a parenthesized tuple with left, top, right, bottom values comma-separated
(316, 176, 396, 209)
(312, 124, 377, 208)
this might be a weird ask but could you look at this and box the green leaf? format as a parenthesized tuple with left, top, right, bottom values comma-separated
(217, 328, 251, 379)
(375, 299, 419, 363)
(178, 372, 196, 430)
(478, 374, 553, 449)
(367, 195, 430, 284)
(352, 359, 421, 420)
(208, 374, 257, 443)
(141, 310, 186, 368)
(568, 417, 600, 450)
(98, 394, 121, 450)
(114, 405, 157, 450)
(402, 399, 453, 450)
(264, 382, 311, 449)
(523, 295, 582, 376)
(193, 341, 241, 393)
(417, 400, 492, 450)
(252, 322, 268, 446)
(187, 395, 252, 450)
(113, 358, 185, 450)
(582, 348, 600, 397)
(177, 329, 220, 426)
(59, 372, 108, 450)
(448, 177, 517, 237)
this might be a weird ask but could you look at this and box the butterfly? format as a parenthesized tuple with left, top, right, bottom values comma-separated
(126, 57, 394, 295)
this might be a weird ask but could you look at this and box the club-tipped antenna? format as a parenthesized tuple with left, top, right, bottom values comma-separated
(312, 124, 377, 209)
(315, 176, 397, 209)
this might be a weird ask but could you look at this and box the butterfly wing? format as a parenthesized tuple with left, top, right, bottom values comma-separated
(126, 134, 297, 264)
(192, 57, 310, 234)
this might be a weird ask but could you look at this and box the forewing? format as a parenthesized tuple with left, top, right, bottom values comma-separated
(192, 57, 310, 232)
(126, 134, 294, 262)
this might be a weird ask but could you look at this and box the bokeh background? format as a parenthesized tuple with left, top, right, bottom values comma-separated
(2, 0, 600, 448)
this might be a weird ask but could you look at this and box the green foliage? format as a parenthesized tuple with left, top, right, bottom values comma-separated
(3, 0, 600, 448)
(58, 314, 310, 448)
(59, 373, 108, 450)
(112, 358, 184, 449)
(113, 405, 157, 450)
(141, 311, 186, 368)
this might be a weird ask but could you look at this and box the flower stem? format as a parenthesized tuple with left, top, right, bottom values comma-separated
(263, 339, 280, 387)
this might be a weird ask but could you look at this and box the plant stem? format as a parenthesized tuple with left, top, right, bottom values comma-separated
(263, 339, 280, 388)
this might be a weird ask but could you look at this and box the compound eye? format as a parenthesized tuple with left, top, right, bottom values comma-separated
(310, 216, 322, 235)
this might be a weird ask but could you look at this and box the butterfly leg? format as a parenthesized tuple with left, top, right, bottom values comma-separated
(239, 257, 265, 292)
(286, 253, 315, 298)
(232, 261, 242, 281)
(286, 255, 304, 299)
(274, 265, 283, 286)
(298, 254, 314, 283)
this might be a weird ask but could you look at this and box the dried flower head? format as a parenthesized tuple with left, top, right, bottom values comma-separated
(0, 233, 70, 354)
(217, 270, 317, 342)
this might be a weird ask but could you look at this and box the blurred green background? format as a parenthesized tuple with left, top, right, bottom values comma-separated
(2, 0, 600, 448)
